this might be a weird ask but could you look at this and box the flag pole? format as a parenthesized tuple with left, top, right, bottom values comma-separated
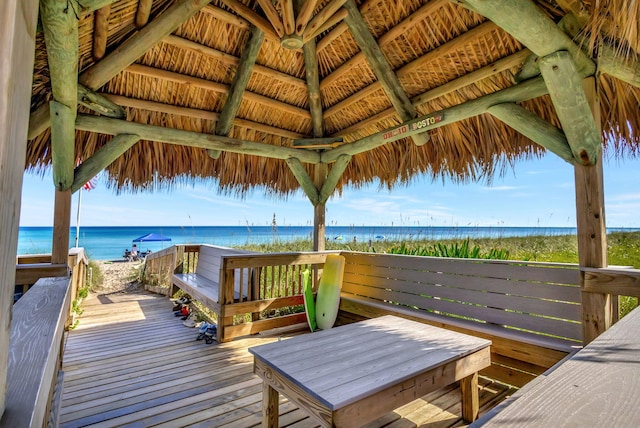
(75, 187, 82, 248)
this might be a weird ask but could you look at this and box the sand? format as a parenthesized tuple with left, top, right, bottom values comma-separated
(91, 260, 145, 294)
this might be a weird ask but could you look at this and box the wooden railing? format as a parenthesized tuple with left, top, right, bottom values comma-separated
(218, 251, 335, 340)
(15, 249, 88, 326)
(0, 277, 71, 428)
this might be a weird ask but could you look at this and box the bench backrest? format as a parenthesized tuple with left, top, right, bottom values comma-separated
(341, 252, 583, 343)
(196, 245, 256, 298)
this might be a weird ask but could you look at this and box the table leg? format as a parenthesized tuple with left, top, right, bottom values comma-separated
(262, 381, 279, 428)
(460, 372, 479, 422)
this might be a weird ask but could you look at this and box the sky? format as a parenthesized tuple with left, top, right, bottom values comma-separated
(19, 152, 640, 228)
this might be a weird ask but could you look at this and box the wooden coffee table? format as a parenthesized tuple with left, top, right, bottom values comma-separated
(249, 315, 491, 427)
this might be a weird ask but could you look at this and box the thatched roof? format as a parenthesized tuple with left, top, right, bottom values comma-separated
(27, 0, 640, 197)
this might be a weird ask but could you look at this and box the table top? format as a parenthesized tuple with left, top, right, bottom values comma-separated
(478, 306, 640, 427)
(249, 315, 491, 410)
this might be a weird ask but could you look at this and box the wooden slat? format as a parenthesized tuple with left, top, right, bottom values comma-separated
(2, 277, 71, 428)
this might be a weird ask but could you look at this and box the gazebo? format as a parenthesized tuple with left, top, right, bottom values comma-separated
(2, 0, 640, 423)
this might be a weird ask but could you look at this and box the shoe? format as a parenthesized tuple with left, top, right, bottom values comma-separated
(180, 306, 190, 316)
(173, 297, 190, 305)
(204, 325, 217, 344)
(183, 313, 197, 327)
(196, 322, 210, 340)
(172, 303, 182, 312)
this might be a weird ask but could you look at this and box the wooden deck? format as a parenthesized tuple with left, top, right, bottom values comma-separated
(59, 290, 516, 427)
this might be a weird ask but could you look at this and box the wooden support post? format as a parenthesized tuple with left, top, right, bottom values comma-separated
(575, 77, 610, 344)
(313, 164, 328, 251)
(461, 372, 479, 422)
(72, 134, 140, 193)
(539, 51, 601, 166)
(262, 381, 280, 427)
(41, 0, 80, 191)
(0, 0, 39, 415)
(487, 103, 574, 163)
(93, 4, 111, 60)
(343, 0, 428, 146)
(51, 189, 72, 265)
(285, 158, 319, 204)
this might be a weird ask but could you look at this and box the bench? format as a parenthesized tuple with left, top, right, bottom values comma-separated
(171, 245, 257, 341)
(337, 251, 583, 387)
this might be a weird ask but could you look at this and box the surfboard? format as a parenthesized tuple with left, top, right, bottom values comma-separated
(302, 269, 316, 332)
(315, 254, 345, 330)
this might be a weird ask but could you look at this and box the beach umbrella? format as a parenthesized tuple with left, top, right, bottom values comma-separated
(133, 233, 172, 243)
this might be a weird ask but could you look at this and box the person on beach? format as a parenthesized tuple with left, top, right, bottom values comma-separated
(131, 244, 138, 261)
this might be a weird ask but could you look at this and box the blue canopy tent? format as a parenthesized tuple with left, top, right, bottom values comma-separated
(133, 233, 172, 243)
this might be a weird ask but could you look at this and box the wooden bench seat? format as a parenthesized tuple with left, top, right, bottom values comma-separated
(338, 251, 583, 387)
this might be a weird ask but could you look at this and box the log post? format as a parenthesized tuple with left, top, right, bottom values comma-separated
(313, 164, 328, 251)
(576, 77, 610, 344)
(0, 0, 39, 415)
(51, 190, 72, 264)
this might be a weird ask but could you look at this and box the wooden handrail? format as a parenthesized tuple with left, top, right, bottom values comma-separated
(0, 277, 71, 428)
(15, 264, 69, 286)
(582, 267, 640, 297)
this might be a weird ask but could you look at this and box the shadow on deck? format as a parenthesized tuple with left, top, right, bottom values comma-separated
(60, 291, 516, 427)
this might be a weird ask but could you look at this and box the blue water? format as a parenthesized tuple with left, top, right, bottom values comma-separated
(17, 225, 640, 261)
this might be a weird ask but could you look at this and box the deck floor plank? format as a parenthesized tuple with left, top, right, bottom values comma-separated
(60, 290, 515, 427)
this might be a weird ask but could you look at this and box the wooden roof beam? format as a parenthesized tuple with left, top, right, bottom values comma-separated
(303, 8, 348, 44)
(135, 0, 153, 28)
(304, 0, 348, 43)
(324, 21, 499, 119)
(93, 4, 110, 60)
(295, 0, 320, 35)
(487, 103, 574, 163)
(41, 0, 78, 191)
(318, 154, 351, 205)
(102, 93, 303, 139)
(78, 0, 118, 16)
(256, 0, 285, 38)
(343, 0, 428, 146)
(316, 0, 381, 52)
(72, 134, 141, 193)
(77, 84, 126, 118)
(281, 0, 295, 34)
(125, 63, 310, 119)
(75, 115, 321, 163)
(286, 158, 319, 204)
(29, 0, 212, 139)
(213, 26, 265, 159)
(335, 50, 531, 136)
(457, 0, 595, 76)
(322, 76, 550, 163)
(539, 51, 600, 165)
(303, 40, 324, 137)
(218, 0, 279, 40)
(599, 45, 640, 88)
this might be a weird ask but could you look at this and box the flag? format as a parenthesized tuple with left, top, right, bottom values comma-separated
(76, 157, 97, 191)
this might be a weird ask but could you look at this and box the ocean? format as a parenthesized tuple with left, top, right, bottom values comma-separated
(17, 225, 639, 261)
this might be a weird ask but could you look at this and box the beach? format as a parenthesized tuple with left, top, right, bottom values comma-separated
(92, 260, 143, 294)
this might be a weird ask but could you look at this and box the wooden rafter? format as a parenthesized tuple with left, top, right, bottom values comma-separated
(125, 64, 310, 119)
(216, 26, 265, 136)
(316, 0, 379, 51)
(213, 26, 265, 158)
(323, 77, 550, 163)
(303, 39, 324, 137)
(218, 0, 279, 39)
(72, 134, 140, 193)
(335, 50, 530, 136)
(539, 51, 600, 165)
(304, 0, 348, 43)
(295, 0, 320, 35)
(163, 35, 307, 89)
(78, 0, 118, 16)
(135, 0, 153, 28)
(256, 0, 285, 38)
(75, 115, 321, 164)
(281, 0, 295, 34)
(102, 94, 304, 139)
(77, 84, 126, 118)
(343, 0, 428, 146)
(458, 0, 595, 76)
(93, 4, 110, 60)
(303, 8, 348, 44)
